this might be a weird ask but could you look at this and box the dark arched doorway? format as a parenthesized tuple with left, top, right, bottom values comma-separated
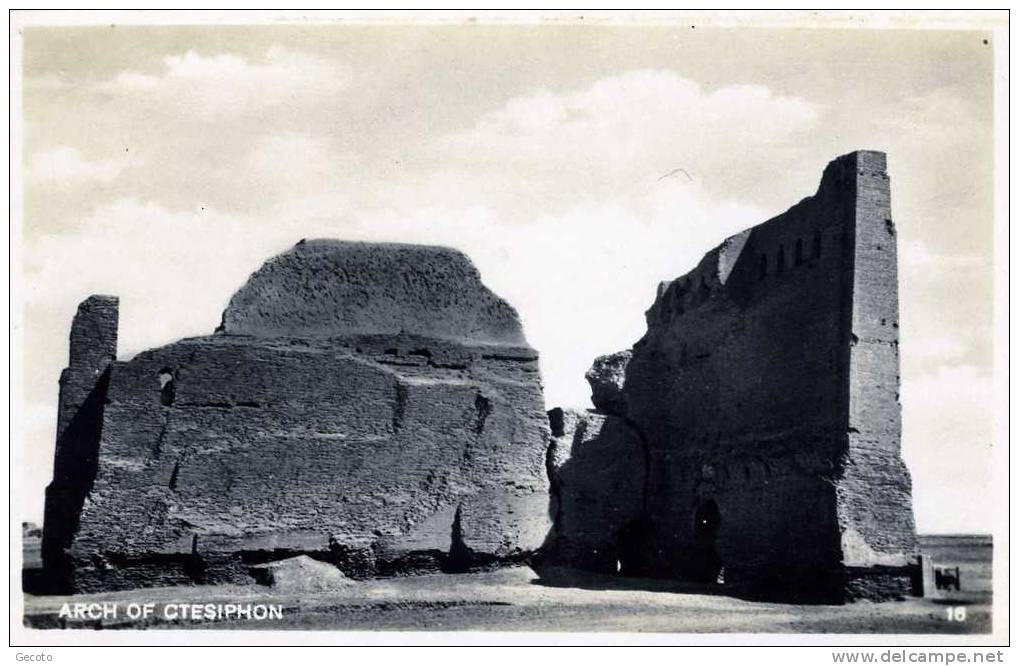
(691, 499, 723, 582)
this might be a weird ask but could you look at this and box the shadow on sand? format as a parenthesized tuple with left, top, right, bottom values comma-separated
(531, 564, 729, 597)
(529, 563, 853, 606)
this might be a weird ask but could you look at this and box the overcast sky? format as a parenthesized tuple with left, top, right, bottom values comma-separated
(15, 16, 1001, 533)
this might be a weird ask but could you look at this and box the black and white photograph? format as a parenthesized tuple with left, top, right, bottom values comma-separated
(8, 9, 1009, 652)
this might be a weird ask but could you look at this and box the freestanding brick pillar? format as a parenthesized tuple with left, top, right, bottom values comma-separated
(42, 295, 119, 588)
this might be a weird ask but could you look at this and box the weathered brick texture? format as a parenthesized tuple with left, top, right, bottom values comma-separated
(42, 295, 119, 589)
(544, 407, 646, 573)
(42, 241, 551, 593)
(620, 151, 919, 602)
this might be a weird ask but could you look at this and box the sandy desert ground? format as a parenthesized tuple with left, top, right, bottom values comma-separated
(21, 535, 991, 634)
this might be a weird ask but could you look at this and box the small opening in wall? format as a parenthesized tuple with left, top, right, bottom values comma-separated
(795, 238, 804, 265)
(692, 499, 723, 582)
(693, 501, 720, 540)
(776, 245, 786, 273)
(157, 368, 175, 406)
(813, 231, 823, 258)
(758, 254, 768, 279)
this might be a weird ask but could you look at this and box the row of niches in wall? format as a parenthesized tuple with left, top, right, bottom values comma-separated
(757, 230, 826, 281)
(678, 430, 843, 452)
(660, 274, 713, 318)
(673, 448, 840, 489)
(656, 228, 841, 323)
(685, 458, 774, 489)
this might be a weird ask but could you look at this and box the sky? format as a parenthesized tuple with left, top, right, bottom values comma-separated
(14, 16, 1002, 533)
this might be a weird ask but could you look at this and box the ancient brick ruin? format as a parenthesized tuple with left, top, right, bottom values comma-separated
(547, 150, 920, 602)
(43, 241, 551, 592)
(41, 151, 919, 603)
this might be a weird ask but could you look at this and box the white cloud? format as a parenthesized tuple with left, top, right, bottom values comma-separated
(901, 364, 994, 533)
(887, 88, 987, 142)
(101, 46, 350, 119)
(463, 71, 816, 152)
(901, 333, 969, 364)
(244, 133, 358, 201)
(24, 198, 259, 357)
(439, 69, 819, 200)
(25, 146, 132, 184)
(900, 239, 981, 271)
(21, 71, 811, 413)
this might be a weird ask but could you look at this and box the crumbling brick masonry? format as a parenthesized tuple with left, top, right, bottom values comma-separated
(41, 151, 920, 603)
(549, 151, 920, 602)
(43, 241, 552, 593)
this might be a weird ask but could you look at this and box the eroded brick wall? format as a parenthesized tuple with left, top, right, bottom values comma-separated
(43, 242, 552, 593)
(623, 151, 918, 601)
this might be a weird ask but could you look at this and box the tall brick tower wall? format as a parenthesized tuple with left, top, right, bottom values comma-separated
(622, 151, 918, 601)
